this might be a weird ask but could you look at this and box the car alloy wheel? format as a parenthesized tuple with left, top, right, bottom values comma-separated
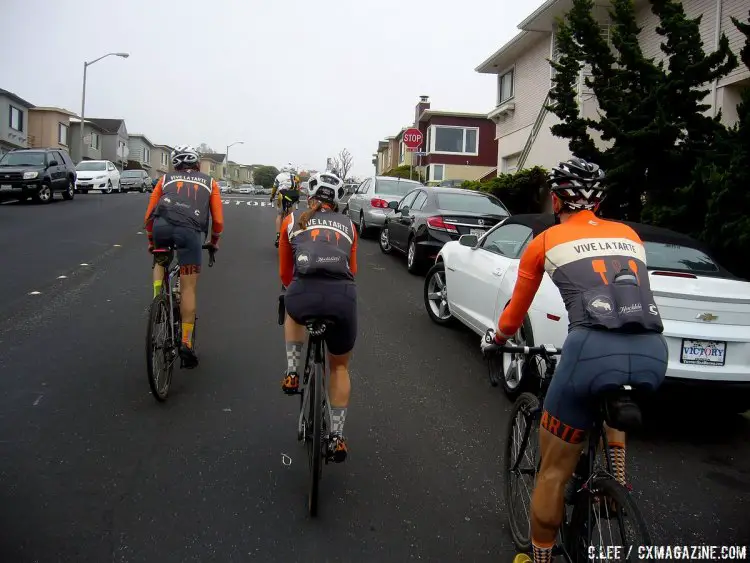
(407, 240, 416, 269)
(426, 266, 451, 321)
(359, 213, 367, 236)
(105, 180, 113, 194)
(37, 184, 52, 203)
(379, 227, 392, 253)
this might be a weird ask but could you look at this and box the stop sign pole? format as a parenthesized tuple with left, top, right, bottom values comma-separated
(402, 128, 423, 181)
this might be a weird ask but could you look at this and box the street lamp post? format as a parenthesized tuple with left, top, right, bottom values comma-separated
(79, 52, 129, 164)
(226, 141, 244, 185)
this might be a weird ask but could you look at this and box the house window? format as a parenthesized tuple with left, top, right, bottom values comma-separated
(429, 125, 479, 155)
(9, 105, 23, 132)
(90, 132, 100, 149)
(399, 141, 405, 164)
(499, 69, 514, 104)
(234, 168, 239, 179)
(143, 146, 150, 163)
(429, 164, 445, 182)
(210, 163, 215, 173)
(58, 123, 68, 146)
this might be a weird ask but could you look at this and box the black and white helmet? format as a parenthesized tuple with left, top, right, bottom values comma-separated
(307, 171, 343, 205)
(549, 157, 606, 210)
(171, 145, 200, 170)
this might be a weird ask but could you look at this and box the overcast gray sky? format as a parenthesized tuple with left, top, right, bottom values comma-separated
(1, 0, 541, 177)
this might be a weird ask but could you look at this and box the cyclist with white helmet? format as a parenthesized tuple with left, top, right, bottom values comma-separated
(144, 144, 224, 368)
(278, 172, 357, 461)
(271, 164, 301, 247)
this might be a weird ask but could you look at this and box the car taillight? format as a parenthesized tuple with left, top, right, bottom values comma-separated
(427, 216, 458, 233)
(370, 198, 389, 208)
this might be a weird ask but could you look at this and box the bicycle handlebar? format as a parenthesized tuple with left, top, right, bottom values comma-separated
(482, 329, 561, 357)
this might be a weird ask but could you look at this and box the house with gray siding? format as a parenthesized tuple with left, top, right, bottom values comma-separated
(475, 0, 750, 174)
(88, 118, 129, 169)
(151, 144, 174, 176)
(0, 88, 34, 156)
(127, 134, 155, 174)
(69, 118, 105, 162)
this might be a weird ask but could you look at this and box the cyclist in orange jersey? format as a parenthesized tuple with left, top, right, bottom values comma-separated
(482, 158, 668, 563)
(144, 145, 224, 368)
(278, 172, 357, 462)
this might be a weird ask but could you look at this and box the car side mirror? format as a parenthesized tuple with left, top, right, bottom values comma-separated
(387, 200, 399, 210)
(48, 160, 58, 167)
(459, 234, 479, 247)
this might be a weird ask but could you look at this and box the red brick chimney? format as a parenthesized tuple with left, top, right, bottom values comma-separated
(415, 95, 430, 125)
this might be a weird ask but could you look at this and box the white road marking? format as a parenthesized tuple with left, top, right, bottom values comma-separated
(113, 244, 121, 247)
(33, 395, 43, 406)
(281, 453, 292, 466)
(137, 231, 144, 235)
(57, 275, 67, 279)
(80, 263, 90, 266)
(29, 291, 41, 295)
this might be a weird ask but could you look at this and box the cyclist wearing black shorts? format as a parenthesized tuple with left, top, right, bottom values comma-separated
(482, 158, 668, 563)
(144, 144, 223, 368)
(278, 172, 357, 462)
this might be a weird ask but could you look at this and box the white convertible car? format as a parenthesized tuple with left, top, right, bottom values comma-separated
(423, 213, 750, 412)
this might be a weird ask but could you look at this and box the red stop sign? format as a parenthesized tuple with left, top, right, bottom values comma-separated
(402, 128, 423, 150)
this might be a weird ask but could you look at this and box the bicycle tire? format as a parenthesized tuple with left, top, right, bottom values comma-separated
(504, 392, 541, 551)
(563, 477, 651, 563)
(307, 355, 324, 517)
(146, 294, 174, 402)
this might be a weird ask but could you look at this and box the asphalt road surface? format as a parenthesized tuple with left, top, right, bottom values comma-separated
(0, 192, 748, 562)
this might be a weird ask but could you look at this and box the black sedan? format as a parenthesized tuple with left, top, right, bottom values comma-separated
(379, 186, 510, 274)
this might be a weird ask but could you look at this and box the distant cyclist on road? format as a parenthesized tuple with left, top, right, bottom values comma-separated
(481, 158, 668, 563)
(144, 144, 224, 368)
(278, 171, 356, 462)
(271, 165, 301, 247)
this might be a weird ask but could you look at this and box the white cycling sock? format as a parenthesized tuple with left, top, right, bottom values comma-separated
(286, 341, 303, 374)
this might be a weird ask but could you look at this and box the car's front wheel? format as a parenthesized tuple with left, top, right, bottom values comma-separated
(379, 226, 393, 254)
(34, 182, 54, 204)
(491, 317, 538, 399)
(424, 262, 453, 325)
(105, 180, 113, 194)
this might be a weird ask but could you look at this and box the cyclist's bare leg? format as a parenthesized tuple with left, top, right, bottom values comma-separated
(328, 351, 351, 460)
(530, 427, 584, 561)
(179, 270, 199, 348)
(152, 263, 165, 297)
(282, 313, 306, 391)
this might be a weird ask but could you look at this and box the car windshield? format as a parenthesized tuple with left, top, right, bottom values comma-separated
(121, 171, 142, 177)
(76, 161, 106, 171)
(0, 152, 46, 166)
(436, 192, 509, 216)
(643, 241, 720, 274)
(375, 179, 421, 196)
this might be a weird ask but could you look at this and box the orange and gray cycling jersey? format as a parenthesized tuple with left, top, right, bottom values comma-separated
(497, 210, 664, 338)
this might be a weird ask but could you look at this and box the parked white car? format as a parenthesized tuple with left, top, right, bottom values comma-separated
(423, 213, 750, 412)
(75, 160, 121, 193)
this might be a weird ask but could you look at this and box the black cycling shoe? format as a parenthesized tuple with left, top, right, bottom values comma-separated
(274, 233, 280, 248)
(179, 343, 199, 369)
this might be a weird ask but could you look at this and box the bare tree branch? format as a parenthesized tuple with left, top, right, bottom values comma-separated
(335, 148, 353, 180)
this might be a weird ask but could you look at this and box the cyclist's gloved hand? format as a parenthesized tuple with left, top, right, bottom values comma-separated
(481, 328, 509, 355)
(147, 234, 154, 253)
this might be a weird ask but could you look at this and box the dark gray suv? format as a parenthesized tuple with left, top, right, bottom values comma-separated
(0, 148, 77, 203)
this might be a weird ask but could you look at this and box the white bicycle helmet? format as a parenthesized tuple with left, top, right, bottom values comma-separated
(171, 145, 200, 170)
(307, 171, 343, 205)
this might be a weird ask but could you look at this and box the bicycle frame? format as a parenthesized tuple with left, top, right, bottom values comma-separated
(298, 331, 332, 441)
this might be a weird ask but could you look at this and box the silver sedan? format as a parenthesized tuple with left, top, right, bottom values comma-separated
(345, 176, 423, 237)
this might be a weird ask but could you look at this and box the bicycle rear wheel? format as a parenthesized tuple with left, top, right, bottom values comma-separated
(504, 392, 541, 552)
(146, 294, 175, 401)
(563, 477, 651, 562)
(307, 358, 324, 517)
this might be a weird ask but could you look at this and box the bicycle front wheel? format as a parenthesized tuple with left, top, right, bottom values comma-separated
(146, 295, 175, 402)
(307, 359, 324, 517)
(563, 477, 651, 563)
(504, 392, 541, 552)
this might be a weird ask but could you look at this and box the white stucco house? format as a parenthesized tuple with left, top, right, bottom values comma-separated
(475, 0, 749, 174)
